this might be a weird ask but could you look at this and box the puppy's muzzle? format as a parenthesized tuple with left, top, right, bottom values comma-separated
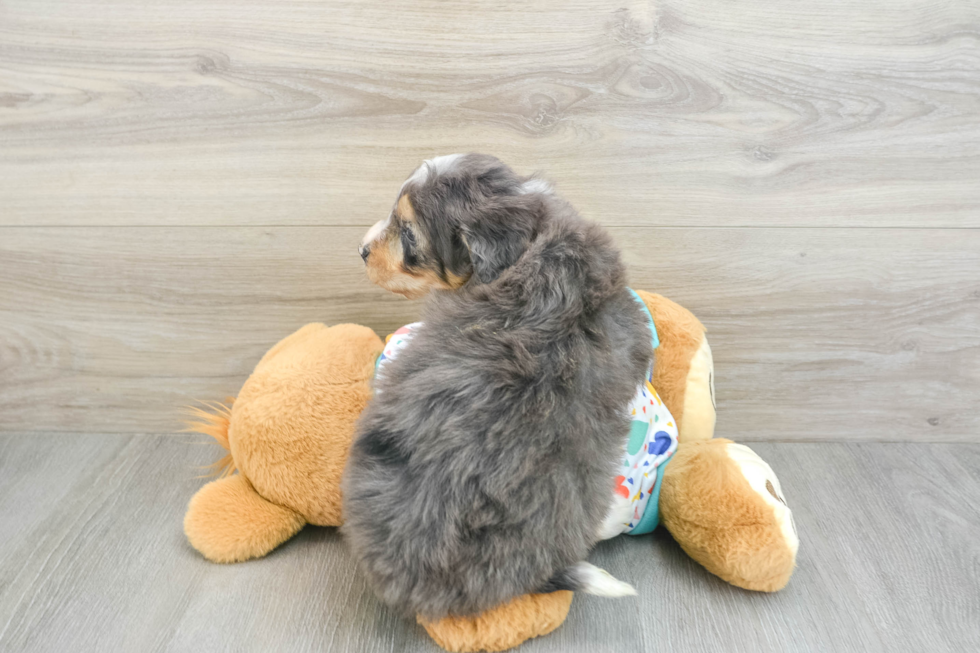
(358, 243, 370, 263)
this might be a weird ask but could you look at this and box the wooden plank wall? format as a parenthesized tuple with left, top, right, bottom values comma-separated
(2, 0, 978, 440)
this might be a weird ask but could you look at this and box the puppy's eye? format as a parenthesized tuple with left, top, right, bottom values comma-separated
(401, 227, 420, 267)
(401, 226, 417, 248)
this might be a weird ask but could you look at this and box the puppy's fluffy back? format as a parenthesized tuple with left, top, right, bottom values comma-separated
(342, 193, 650, 619)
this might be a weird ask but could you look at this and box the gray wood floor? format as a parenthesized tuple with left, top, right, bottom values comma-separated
(2, 0, 979, 440)
(1, 434, 977, 653)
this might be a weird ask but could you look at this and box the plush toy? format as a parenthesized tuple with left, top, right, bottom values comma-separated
(184, 291, 799, 653)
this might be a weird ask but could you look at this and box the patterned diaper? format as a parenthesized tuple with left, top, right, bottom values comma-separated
(605, 370, 678, 536)
(373, 290, 678, 538)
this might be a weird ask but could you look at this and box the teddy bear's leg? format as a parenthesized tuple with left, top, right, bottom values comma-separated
(230, 322, 383, 529)
(417, 592, 573, 653)
(659, 439, 799, 592)
(184, 474, 306, 563)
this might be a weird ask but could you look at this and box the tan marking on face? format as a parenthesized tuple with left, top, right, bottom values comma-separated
(378, 271, 436, 299)
(397, 193, 415, 222)
(364, 190, 472, 298)
(371, 265, 462, 299)
(364, 219, 439, 299)
(365, 232, 402, 287)
(444, 268, 471, 289)
(411, 267, 467, 294)
(365, 238, 467, 299)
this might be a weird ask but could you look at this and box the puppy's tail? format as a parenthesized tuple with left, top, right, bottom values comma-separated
(537, 562, 636, 597)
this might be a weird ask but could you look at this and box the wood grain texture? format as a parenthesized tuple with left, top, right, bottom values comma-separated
(2, 0, 979, 439)
(0, 435, 977, 652)
(1, 0, 979, 227)
(2, 226, 978, 440)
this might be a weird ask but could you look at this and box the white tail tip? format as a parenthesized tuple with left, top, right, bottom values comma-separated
(574, 562, 637, 597)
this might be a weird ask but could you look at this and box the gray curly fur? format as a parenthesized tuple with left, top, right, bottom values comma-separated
(341, 154, 651, 619)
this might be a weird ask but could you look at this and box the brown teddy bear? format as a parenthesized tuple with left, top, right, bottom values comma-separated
(184, 291, 798, 652)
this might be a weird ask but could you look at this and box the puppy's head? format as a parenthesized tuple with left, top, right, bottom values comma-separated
(359, 153, 551, 298)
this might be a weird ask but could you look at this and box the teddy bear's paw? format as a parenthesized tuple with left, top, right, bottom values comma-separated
(184, 474, 306, 563)
(660, 438, 799, 592)
(725, 442, 799, 560)
(418, 592, 573, 653)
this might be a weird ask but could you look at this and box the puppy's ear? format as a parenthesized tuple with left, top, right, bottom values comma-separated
(460, 199, 537, 284)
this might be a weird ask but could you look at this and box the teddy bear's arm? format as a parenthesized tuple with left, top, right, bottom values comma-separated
(633, 290, 716, 443)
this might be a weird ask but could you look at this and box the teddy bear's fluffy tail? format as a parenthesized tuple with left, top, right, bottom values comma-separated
(184, 399, 236, 477)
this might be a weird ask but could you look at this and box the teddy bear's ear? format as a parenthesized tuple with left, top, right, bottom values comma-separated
(184, 474, 305, 563)
(679, 335, 716, 442)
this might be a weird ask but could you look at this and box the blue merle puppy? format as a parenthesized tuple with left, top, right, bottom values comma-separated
(342, 153, 650, 619)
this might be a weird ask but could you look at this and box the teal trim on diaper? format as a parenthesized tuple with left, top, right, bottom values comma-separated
(628, 456, 670, 535)
(628, 288, 660, 350)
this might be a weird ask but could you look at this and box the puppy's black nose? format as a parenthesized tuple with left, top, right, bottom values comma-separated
(359, 244, 370, 263)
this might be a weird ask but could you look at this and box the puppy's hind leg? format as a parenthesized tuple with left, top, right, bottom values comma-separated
(537, 561, 637, 597)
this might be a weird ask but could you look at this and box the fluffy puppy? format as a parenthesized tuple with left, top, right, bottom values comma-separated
(342, 154, 651, 619)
